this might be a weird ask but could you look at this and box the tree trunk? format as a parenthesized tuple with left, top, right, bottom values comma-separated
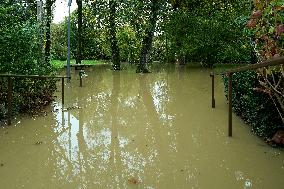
(76, 0, 83, 64)
(136, 0, 159, 73)
(44, 0, 54, 66)
(109, 0, 120, 70)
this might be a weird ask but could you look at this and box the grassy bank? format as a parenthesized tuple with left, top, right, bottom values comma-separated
(51, 59, 110, 70)
(50, 60, 247, 72)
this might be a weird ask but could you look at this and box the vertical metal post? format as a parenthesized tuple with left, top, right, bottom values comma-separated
(67, 0, 72, 82)
(62, 78, 65, 106)
(7, 77, 13, 125)
(210, 73, 215, 108)
(228, 73, 233, 137)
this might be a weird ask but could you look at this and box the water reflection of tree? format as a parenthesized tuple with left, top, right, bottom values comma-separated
(49, 68, 110, 188)
(138, 74, 179, 186)
(139, 75, 160, 126)
(145, 71, 197, 186)
(76, 99, 91, 187)
(109, 71, 123, 188)
(49, 68, 180, 187)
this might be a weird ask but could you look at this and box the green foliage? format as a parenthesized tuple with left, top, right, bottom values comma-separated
(50, 59, 109, 70)
(223, 71, 283, 137)
(117, 25, 141, 63)
(51, 7, 111, 61)
(51, 0, 257, 66)
(51, 23, 67, 60)
(163, 2, 254, 66)
(51, 3, 144, 63)
(0, 2, 56, 120)
(0, 5, 39, 73)
(246, 0, 284, 125)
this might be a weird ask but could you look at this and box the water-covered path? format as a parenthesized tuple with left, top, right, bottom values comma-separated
(0, 65, 283, 189)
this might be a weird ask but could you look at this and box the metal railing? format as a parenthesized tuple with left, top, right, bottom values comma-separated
(0, 74, 69, 125)
(210, 56, 284, 137)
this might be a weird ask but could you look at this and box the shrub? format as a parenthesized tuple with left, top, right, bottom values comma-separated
(223, 71, 283, 137)
(0, 3, 57, 121)
(246, 1, 284, 124)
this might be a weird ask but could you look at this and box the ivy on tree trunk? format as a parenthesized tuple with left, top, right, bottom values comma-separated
(136, 0, 159, 73)
(44, 0, 55, 66)
(109, 0, 120, 70)
(76, 0, 83, 64)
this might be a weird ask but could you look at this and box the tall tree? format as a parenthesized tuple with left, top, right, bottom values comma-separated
(45, 0, 55, 65)
(109, 0, 120, 70)
(76, 0, 83, 64)
(136, 0, 160, 73)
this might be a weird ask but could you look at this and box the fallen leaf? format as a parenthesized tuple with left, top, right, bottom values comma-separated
(128, 177, 139, 185)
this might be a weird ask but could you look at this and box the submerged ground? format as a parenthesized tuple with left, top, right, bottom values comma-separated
(0, 65, 283, 189)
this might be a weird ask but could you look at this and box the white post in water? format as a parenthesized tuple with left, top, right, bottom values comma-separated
(67, 0, 72, 82)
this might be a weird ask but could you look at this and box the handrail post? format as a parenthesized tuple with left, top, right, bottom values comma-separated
(210, 73, 215, 108)
(79, 70, 84, 87)
(7, 77, 13, 125)
(228, 73, 233, 137)
(62, 78, 65, 106)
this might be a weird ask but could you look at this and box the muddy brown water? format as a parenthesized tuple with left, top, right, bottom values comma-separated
(0, 65, 283, 189)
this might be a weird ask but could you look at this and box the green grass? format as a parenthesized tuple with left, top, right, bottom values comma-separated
(50, 59, 110, 70)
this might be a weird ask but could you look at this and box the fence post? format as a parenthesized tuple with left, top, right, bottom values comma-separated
(210, 73, 215, 108)
(228, 73, 233, 137)
(7, 77, 13, 125)
(79, 70, 84, 87)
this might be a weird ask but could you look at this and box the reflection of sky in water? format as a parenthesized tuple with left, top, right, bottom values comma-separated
(151, 79, 177, 153)
(49, 75, 176, 187)
(122, 96, 137, 108)
(235, 171, 253, 188)
(52, 101, 113, 176)
(118, 136, 129, 148)
(48, 72, 184, 188)
(151, 81, 170, 122)
(52, 103, 81, 175)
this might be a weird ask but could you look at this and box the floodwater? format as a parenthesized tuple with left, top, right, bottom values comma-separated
(0, 65, 283, 189)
